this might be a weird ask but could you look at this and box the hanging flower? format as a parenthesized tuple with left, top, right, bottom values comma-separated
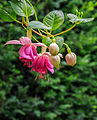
(31, 53, 54, 81)
(49, 43, 59, 55)
(65, 52, 76, 66)
(5, 37, 47, 67)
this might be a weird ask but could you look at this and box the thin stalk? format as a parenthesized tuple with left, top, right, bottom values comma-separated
(54, 23, 78, 36)
(63, 43, 71, 53)
(22, 24, 27, 30)
(26, 0, 42, 34)
(40, 30, 50, 35)
(23, 0, 29, 23)
(8, 14, 22, 24)
(24, 24, 46, 37)
(32, 35, 40, 43)
(31, 29, 46, 37)
(26, 0, 38, 21)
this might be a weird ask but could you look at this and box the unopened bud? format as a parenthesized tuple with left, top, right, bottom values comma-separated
(49, 43, 59, 56)
(49, 55, 60, 68)
(65, 52, 76, 66)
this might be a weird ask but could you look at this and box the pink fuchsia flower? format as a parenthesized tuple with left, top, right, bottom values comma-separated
(31, 54, 54, 81)
(5, 37, 47, 67)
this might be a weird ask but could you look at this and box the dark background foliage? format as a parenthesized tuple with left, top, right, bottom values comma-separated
(0, 0, 97, 120)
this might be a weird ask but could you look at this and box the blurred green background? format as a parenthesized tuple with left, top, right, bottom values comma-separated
(0, 0, 97, 120)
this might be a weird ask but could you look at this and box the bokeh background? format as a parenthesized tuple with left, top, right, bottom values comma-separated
(0, 0, 97, 120)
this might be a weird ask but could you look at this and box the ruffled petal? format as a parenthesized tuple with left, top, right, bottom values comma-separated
(4, 40, 21, 45)
(19, 45, 32, 59)
(25, 45, 31, 55)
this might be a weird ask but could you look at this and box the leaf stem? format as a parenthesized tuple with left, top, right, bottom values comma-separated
(8, 14, 22, 24)
(40, 30, 50, 35)
(54, 23, 78, 36)
(26, 0, 42, 34)
(22, 24, 27, 30)
(24, 24, 46, 37)
(26, 0, 38, 21)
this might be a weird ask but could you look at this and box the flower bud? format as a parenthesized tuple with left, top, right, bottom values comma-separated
(49, 55, 60, 68)
(65, 52, 76, 66)
(49, 43, 59, 56)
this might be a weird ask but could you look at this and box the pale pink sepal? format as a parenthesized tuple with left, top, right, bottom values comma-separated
(4, 40, 21, 45)
(33, 43, 47, 47)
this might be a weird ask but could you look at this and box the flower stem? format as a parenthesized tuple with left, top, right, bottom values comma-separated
(26, 0, 38, 21)
(32, 35, 40, 43)
(24, 24, 46, 37)
(23, 0, 29, 24)
(63, 43, 71, 53)
(54, 23, 78, 36)
(26, 0, 42, 34)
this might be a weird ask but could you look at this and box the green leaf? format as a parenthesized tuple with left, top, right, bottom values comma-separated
(55, 36, 64, 49)
(43, 10, 64, 30)
(42, 37, 52, 46)
(9, 1, 34, 17)
(0, 6, 16, 22)
(67, 14, 94, 23)
(27, 21, 51, 30)
(76, 18, 94, 23)
(14, 109, 25, 116)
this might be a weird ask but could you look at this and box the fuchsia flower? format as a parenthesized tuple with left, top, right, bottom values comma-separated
(5, 37, 54, 81)
(31, 54, 54, 81)
(5, 37, 46, 67)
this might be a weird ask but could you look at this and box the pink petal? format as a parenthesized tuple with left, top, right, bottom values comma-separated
(25, 45, 31, 55)
(31, 46, 37, 56)
(19, 37, 32, 45)
(47, 67, 54, 74)
(46, 57, 53, 69)
(4, 40, 21, 45)
(19, 45, 32, 59)
(31, 56, 39, 66)
(33, 43, 47, 47)
(37, 56, 44, 68)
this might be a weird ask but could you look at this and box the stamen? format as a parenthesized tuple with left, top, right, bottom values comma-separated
(39, 73, 44, 80)
(45, 75, 46, 81)
(35, 73, 38, 80)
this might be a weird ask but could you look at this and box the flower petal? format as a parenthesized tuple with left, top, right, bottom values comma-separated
(33, 43, 47, 47)
(31, 45, 37, 56)
(19, 45, 32, 59)
(19, 37, 32, 45)
(4, 40, 21, 45)
(47, 67, 54, 74)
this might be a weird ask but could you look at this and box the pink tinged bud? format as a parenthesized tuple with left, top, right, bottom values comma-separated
(65, 52, 76, 66)
(49, 55, 60, 68)
(49, 43, 59, 56)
